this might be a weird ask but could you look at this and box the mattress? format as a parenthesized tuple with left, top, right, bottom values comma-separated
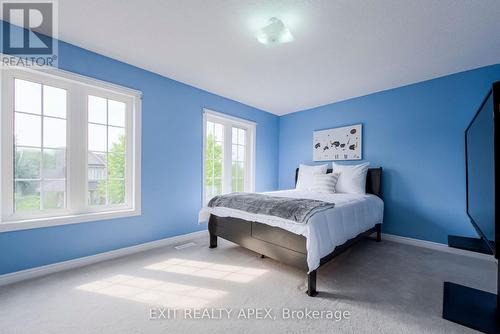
(198, 190, 384, 272)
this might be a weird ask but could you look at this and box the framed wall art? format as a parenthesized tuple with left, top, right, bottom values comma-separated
(313, 124, 362, 161)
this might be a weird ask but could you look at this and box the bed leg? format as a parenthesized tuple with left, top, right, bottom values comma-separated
(209, 233, 217, 248)
(307, 270, 318, 297)
(376, 223, 381, 242)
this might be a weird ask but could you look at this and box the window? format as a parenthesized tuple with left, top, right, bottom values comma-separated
(231, 127, 247, 192)
(1, 66, 141, 232)
(203, 109, 255, 204)
(87, 95, 126, 206)
(14, 79, 67, 212)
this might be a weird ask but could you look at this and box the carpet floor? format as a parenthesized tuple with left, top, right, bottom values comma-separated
(0, 234, 494, 334)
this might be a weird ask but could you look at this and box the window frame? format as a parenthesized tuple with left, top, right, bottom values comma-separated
(202, 109, 256, 205)
(0, 65, 142, 233)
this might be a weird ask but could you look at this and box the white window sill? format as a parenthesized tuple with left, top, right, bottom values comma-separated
(0, 209, 142, 233)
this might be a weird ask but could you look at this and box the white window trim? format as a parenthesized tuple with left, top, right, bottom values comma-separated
(0, 64, 142, 233)
(202, 109, 256, 205)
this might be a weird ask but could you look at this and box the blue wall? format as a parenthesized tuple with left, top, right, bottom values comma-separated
(0, 32, 279, 275)
(279, 64, 500, 244)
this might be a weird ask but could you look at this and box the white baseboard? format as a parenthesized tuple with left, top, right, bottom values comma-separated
(382, 233, 496, 262)
(0, 230, 208, 287)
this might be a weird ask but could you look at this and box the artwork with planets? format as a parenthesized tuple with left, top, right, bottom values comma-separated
(313, 124, 362, 161)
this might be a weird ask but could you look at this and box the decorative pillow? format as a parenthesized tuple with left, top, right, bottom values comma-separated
(296, 164, 328, 191)
(331, 162, 370, 194)
(311, 173, 340, 194)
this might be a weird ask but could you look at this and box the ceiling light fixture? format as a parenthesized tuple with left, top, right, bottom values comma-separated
(255, 17, 294, 47)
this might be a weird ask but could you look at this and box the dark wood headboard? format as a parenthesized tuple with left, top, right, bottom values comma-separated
(294, 167, 382, 197)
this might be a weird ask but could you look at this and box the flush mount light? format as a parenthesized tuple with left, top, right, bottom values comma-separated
(255, 17, 294, 47)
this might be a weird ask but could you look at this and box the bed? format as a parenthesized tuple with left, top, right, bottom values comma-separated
(200, 167, 383, 296)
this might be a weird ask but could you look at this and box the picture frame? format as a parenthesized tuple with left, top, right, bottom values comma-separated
(313, 124, 362, 161)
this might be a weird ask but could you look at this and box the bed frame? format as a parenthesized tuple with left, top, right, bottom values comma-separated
(208, 167, 383, 296)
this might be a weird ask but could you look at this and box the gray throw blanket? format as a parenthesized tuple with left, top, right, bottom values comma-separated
(207, 192, 335, 224)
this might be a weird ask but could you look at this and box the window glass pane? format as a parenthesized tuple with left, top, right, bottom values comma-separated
(238, 129, 246, 146)
(231, 179, 244, 193)
(231, 127, 245, 195)
(88, 123, 107, 152)
(237, 178, 244, 192)
(88, 152, 107, 180)
(15, 148, 41, 179)
(213, 178, 222, 195)
(238, 162, 246, 179)
(108, 153, 125, 178)
(42, 180, 65, 209)
(207, 161, 214, 182)
(206, 146, 223, 180)
(232, 162, 239, 179)
(15, 181, 40, 211)
(88, 95, 128, 208)
(88, 95, 107, 124)
(237, 146, 245, 162)
(205, 176, 222, 202)
(43, 85, 66, 118)
(206, 159, 212, 183)
(108, 100, 125, 127)
(43, 117, 66, 148)
(230, 129, 246, 192)
(231, 146, 237, 161)
(88, 180, 107, 205)
(232, 161, 245, 193)
(15, 79, 41, 114)
(205, 192, 212, 204)
(108, 179, 125, 204)
(206, 121, 214, 138)
(108, 126, 125, 152)
(15, 112, 41, 147)
(42, 149, 65, 179)
(205, 121, 223, 202)
(232, 127, 238, 144)
(214, 123, 224, 142)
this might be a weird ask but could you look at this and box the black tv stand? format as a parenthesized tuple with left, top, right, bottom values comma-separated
(448, 235, 494, 255)
(443, 282, 499, 333)
(443, 235, 499, 333)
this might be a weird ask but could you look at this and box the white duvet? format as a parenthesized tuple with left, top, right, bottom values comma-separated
(198, 190, 384, 272)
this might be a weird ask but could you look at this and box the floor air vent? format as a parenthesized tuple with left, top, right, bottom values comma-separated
(174, 242, 197, 250)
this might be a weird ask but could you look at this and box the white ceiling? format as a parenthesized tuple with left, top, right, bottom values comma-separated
(55, 0, 500, 115)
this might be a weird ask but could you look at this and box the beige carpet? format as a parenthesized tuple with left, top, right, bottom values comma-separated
(0, 234, 494, 334)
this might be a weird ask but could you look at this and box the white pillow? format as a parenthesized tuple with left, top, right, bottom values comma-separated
(311, 173, 340, 194)
(296, 164, 328, 191)
(331, 162, 370, 194)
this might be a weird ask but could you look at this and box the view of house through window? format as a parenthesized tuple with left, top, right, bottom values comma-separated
(204, 111, 255, 204)
(14, 79, 67, 212)
(88, 95, 126, 206)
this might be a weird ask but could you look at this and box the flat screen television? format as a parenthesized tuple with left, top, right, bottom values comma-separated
(442, 82, 500, 333)
(465, 82, 499, 258)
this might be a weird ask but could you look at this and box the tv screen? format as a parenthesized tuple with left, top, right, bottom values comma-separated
(466, 91, 495, 255)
